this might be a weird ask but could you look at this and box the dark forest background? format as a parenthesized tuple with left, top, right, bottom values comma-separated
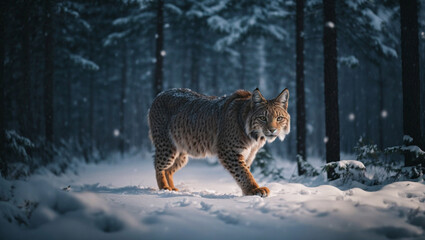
(0, 0, 424, 178)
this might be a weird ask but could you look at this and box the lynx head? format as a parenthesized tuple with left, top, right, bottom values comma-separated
(247, 88, 290, 143)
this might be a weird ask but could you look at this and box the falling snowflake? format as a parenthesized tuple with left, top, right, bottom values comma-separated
(324, 136, 329, 143)
(421, 32, 425, 40)
(113, 129, 120, 137)
(348, 113, 355, 121)
(381, 110, 388, 118)
(161, 50, 166, 57)
(325, 21, 335, 28)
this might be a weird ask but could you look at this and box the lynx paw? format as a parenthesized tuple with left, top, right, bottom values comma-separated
(160, 186, 179, 191)
(248, 187, 270, 197)
(160, 186, 173, 191)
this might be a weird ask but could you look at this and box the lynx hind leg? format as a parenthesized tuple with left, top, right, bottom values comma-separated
(165, 153, 188, 191)
(154, 138, 178, 191)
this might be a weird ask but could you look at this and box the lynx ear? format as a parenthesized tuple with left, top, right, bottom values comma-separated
(276, 88, 289, 108)
(252, 88, 266, 104)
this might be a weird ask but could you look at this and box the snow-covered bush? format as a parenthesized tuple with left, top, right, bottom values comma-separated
(1, 130, 36, 179)
(251, 146, 284, 180)
(352, 136, 425, 182)
(395, 165, 424, 180)
(385, 145, 425, 160)
(1, 130, 69, 179)
(354, 137, 380, 161)
(338, 55, 359, 68)
(297, 155, 319, 177)
(323, 160, 367, 183)
(1, 130, 105, 180)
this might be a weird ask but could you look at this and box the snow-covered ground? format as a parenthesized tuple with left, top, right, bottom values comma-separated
(1, 152, 425, 240)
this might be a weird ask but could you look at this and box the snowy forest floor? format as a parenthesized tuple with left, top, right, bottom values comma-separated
(1, 152, 425, 240)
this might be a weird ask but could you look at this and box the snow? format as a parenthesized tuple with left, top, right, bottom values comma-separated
(364, 9, 383, 31)
(403, 135, 414, 143)
(379, 42, 398, 58)
(381, 109, 388, 118)
(69, 54, 99, 71)
(103, 30, 131, 47)
(325, 21, 335, 29)
(113, 129, 120, 137)
(207, 2, 288, 51)
(112, 13, 155, 26)
(1, 153, 425, 239)
(386, 144, 425, 158)
(339, 56, 359, 68)
(164, 3, 182, 15)
(186, 0, 228, 18)
(5, 130, 34, 159)
(325, 160, 367, 182)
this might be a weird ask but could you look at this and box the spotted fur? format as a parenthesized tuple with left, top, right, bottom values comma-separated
(148, 88, 290, 197)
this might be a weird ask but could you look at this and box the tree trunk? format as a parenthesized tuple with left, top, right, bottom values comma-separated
(352, 67, 358, 147)
(399, 0, 422, 166)
(130, 50, 137, 147)
(120, 45, 128, 158)
(422, 39, 425, 153)
(19, 0, 33, 139)
(181, 24, 187, 88)
(190, 36, 200, 92)
(153, 0, 164, 98)
(43, 0, 54, 146)
(240, 47, 246, 89)
(257, 38, 267, 91)
(88, 71, 94, 155)
(65, 72, 72, 139)
(365, 64, 370, 138)
(323, 0, 340, 179)
(0, 0, 6, 176)
(211, 56, 219, 94)
(296, 0, 307, 176)
(378, 65, 384, 149)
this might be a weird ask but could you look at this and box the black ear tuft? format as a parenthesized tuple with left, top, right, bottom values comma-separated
(276, 88, 289, 108)
(252, 88, 265, 104)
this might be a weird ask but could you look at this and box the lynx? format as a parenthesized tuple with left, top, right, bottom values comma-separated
(148, 88, 290, 197)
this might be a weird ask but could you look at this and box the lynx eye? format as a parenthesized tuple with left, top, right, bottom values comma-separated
(277, 116, 284, 121)
(259, 116, 267, 122)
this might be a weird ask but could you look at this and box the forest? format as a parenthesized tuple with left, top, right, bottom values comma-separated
(1, 0, 425, 239)
(1, 0, 424, 178)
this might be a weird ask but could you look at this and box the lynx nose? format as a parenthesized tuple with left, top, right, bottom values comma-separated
(269, 128, 277, 134)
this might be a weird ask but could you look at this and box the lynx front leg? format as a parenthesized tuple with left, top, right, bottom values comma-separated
(165, 153, 188, 191)
(154, 143, 178, 191)
(219, 151, 270, 197)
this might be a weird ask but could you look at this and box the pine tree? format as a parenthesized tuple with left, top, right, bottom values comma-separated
(323, 0, 340, 180)
(153, 0, 164, 97)
(399, 0, 422, 167)
(296, 0, 307, 175)
(43, 0, 54, 146)
(19, 0, 33, 139)
(0, 0, 6, 176)
(337, 0, 399, 151)
(120, 43, 128, 158)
